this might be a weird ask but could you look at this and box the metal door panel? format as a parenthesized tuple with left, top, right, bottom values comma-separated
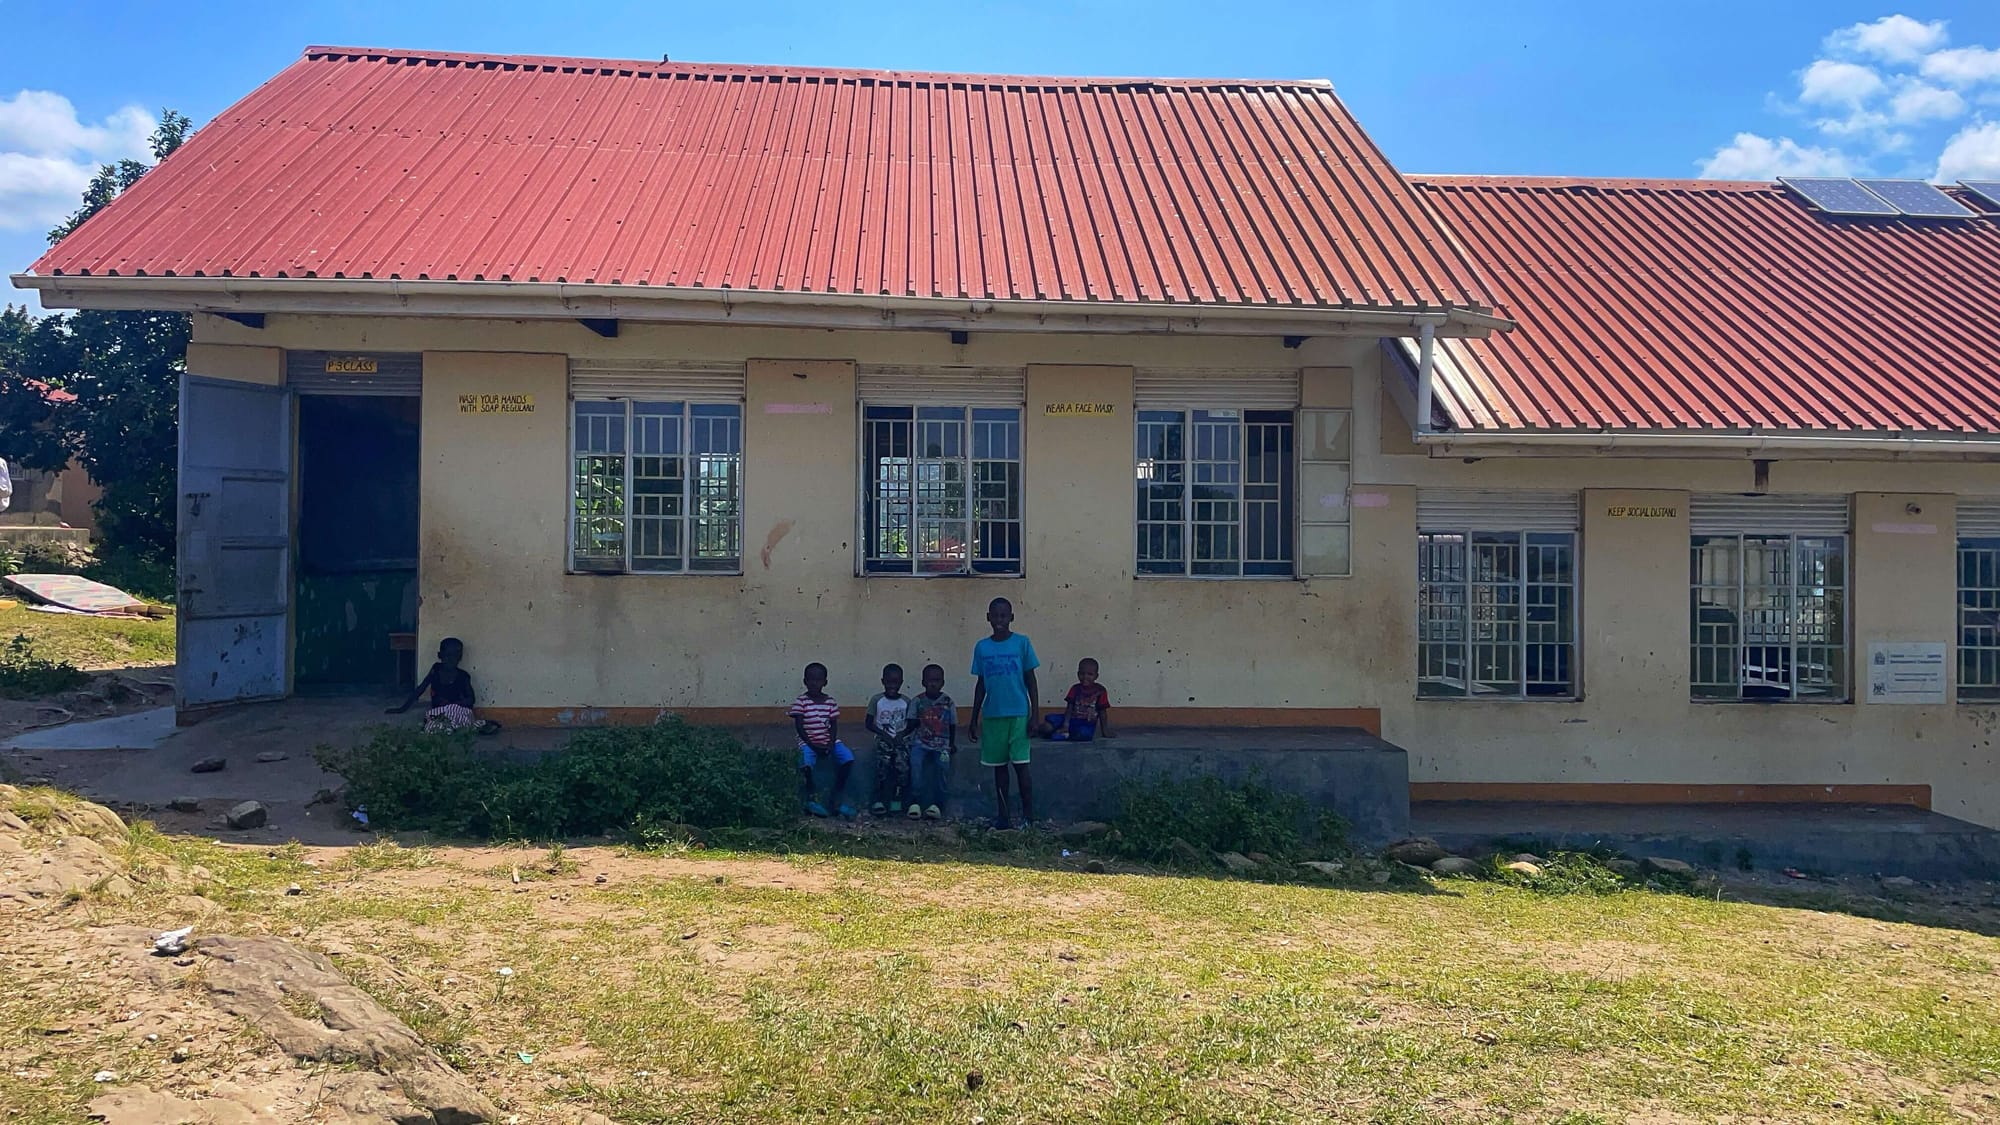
(178, 377, 292, 708)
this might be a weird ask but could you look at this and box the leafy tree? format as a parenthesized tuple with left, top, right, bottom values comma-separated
(0, 110, 193, 564)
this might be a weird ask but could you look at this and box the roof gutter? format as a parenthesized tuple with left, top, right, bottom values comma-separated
(1415, 429, 2000, 457)
(11, 273, 1511, 338)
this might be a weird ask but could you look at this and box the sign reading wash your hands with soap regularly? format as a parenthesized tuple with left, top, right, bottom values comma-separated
(458, 393, 536, 414)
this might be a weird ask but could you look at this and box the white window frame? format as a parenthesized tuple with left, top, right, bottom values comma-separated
(859, 404, 1024, 576)
(1418, 529, 1578, 700)
(1690, 533, 1848, 702)
(568, 399, 743, 575)
(1135, 408, 1296, 578)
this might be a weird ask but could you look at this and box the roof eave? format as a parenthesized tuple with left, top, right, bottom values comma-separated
(11, 274, 1508, 338)
(1414, 428, 2000, 458)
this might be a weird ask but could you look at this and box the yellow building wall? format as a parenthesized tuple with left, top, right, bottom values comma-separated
(189, 315, 2000, 827)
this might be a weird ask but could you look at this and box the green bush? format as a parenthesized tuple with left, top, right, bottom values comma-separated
(0, 633, 89, 697)
(1107, 773, 1345, 865)
(314, 718, 797, 840)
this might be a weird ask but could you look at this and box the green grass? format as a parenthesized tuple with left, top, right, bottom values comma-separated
(6, 815, 1999, 1124)
(0, 598, 173, 669)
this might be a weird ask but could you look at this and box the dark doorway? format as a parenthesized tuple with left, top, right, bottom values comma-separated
(294, 394, 419, 689)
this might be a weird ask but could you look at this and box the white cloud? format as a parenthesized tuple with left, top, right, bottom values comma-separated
(1889, 81, 1966, 123)
(1825, 15, 1948, 64)
(0, 91, 152, 160)
(1921, 46, 2000, 86)
(1936, 120, 2000, 181)
(0, 152, 95, 231)
(0, 91, 155, 238)
(1800, 59, 1885, 107)
(1698, 133, 1857, 180)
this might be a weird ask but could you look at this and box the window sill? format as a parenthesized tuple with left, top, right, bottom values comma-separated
(1690, 697, 1852, 706)
(566, 569, 745, 578)
(1133, 573, 1305, 581)
(859, 571, 1025, 580)
(1417, 694, 1581, 704)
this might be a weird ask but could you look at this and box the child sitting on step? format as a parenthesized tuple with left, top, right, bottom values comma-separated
(1046, 657, 1114, 741)
(388, 637, 500, 735)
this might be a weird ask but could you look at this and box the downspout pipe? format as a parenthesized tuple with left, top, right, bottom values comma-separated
(1413, 316, 1441, 439)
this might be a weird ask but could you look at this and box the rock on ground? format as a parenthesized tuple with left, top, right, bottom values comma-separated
(1643, 856, 1696, 877)
(1217, 851, 1259, 873)
(167, 797, 202, 813)
(223, 802, 267, 831)
(1607, 859, 1642, 877)
(1504, 860, 1544, 878)
(190, 757, 226, 774)
(193, 934, 499, 1123)
(1431, 856, 1480, 876)
(1059, 820, 1111, 842)
(1299, 860, 1346, 877)
(253, 751, 288, 764)
(1382, 837, 1448, 867)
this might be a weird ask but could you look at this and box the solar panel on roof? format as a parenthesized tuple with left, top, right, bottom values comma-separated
(1779, 177, 1899, 216)
(1854, 178, 1976, 218)
(1960, 180, 2000, 211)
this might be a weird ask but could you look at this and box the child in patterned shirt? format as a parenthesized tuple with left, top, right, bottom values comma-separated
(788, 662, 855, 818)
(907, 663, 957, 820)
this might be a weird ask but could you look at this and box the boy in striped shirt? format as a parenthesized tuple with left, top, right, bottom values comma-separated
(789, 662, 855, 818)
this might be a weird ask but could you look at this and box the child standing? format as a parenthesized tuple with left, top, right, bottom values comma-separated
(907, 663, 957, 820)
(969, 597, 1040, 829)
(788, 662, 855, 818)
(1049, 657, 1116, 741)
(865, 663, 914, 815)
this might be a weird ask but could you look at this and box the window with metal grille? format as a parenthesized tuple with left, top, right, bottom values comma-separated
(1135, 409, 1294, 576)
(1418, 531, 1576, 698)
(570, 401, 742, 574)
(1690, 535, 1847, 701)
(862, 406, 1022, 575)
(1959, 537, 2000, 701)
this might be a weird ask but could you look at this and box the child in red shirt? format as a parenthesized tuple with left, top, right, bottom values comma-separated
(1048, 657, 1115, 741)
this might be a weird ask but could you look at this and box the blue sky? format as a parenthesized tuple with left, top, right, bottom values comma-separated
(7, 2, 2000, 310)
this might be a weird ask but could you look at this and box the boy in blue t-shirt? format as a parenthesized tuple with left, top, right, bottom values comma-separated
(969, 596, 1041, 829)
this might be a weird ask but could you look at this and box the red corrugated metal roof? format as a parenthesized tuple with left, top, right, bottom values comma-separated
(1409, 175, 2000, 434)
(28, 46, 1493, 317)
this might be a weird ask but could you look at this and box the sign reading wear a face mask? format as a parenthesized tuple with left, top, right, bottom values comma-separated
(1866, 642, 1946, 704)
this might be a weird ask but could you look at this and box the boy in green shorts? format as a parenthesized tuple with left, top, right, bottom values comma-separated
(968, 596, 1041, 829)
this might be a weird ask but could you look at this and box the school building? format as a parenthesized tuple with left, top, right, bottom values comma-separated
(15, 47, 2000, 829)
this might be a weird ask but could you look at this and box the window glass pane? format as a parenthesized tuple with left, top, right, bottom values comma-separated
(1298, 409, 1351, 460)
(1690, 532, 1847, 701)
(1301, 524, 1350, 577)
(572, 401, 626, 571)
(1300, 462, 1350, 522)
(1960, 537, 2000, 701)
(865, 404, 1018, 576)
(1418, 532, 1468, 697)
(865, 413, 914, 572)
(1136, 413, 1186, 573)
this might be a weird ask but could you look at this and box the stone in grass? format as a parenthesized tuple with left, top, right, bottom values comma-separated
(1168, 837, 1205, 867)
(190, 757, 226, 774)
(1299, 860, 1346, 877)
(167, 797, 201, 814)
(1510, 853, 1546, 866)
(1879, 874, 1919, 889)
(1084, 859, 1108, 875)
(224, 801, 268, 831)
(1607, 859, 1642, 877)
(254, 751, 288, 764)
(1642, 856, 1696, 877)
(1503, 860, 1544, 878)
(1382, 837, 1448, 867)
(1431, 856, 1480, 876)
(1217, 851, 1259, 874)
(1059, 820, 1111, 842)
(1245, 852, 1274, 867)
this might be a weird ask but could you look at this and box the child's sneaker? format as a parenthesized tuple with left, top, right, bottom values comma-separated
(924, 804, 942, 820)
(804, 801, 830, 818)
(837, 804, 857, 819)
(992, 816, 1014, 831)
(907, 804, 922, 820)
(869, 802, 886, 816)
(889, 802, 903, 814)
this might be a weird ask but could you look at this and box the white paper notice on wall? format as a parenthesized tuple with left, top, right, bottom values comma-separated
(1866, 642, 1947, 704)
(1870, 522, 1936, 535)
(1350, 491, 1391, 509)
(764, 403, 832, 414)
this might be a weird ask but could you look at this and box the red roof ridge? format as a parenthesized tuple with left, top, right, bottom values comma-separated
(1410, 174, 1779, 194)
(299, 44, 1340, 92)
